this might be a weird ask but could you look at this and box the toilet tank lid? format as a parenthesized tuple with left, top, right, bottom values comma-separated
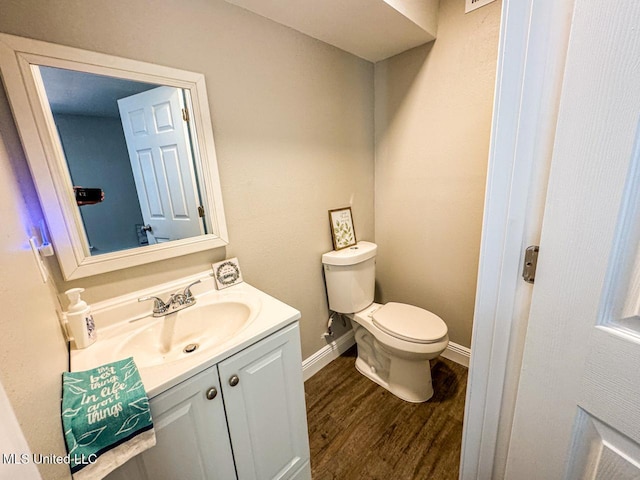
(372, 302, 448, 343)
(322, 241, 377, 266)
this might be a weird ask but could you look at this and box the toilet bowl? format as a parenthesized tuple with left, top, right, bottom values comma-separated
(349, 302, 448, 402)
(322, 241, 449, 402)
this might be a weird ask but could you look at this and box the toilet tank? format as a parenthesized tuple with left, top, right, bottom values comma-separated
(322, 241, 377, 313)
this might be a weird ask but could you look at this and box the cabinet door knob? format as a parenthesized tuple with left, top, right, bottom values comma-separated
(206, 387, 218, 400)
(229, 375, 240, 387)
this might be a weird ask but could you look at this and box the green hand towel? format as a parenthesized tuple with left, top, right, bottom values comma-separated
(62, 357, 155, 479)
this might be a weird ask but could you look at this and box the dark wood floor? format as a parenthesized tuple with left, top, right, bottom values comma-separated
(305, 346, 468, 480)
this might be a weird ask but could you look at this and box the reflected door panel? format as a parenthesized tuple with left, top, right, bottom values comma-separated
(118, 86, 204, 245)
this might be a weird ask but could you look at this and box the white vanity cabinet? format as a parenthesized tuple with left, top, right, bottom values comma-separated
(219, 323, 310, 480)
(106, 322, 311, 480)
(105, 365, 236, 480)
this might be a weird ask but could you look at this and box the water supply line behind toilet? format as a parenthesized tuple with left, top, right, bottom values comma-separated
(324, 311, 346, 339)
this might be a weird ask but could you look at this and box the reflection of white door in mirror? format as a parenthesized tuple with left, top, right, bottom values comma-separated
(118, 87, 204, 245)
(0, 33, 229, 279)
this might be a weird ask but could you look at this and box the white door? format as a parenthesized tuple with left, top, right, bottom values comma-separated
(218, 323, 311, 480)
(118, 86, 203, 245)
(505, 0, 640, 478)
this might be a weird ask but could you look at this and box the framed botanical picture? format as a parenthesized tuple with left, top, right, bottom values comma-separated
(329, 207, 357, 250)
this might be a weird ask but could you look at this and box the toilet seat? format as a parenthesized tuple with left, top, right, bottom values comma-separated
(372, 302, 447, 344)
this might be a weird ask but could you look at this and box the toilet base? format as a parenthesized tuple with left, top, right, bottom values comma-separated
(352, 322, 436, 403)
(354, 355, 434, 403)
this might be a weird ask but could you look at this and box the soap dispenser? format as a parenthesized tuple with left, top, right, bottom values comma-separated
(65, 288, 96, 349)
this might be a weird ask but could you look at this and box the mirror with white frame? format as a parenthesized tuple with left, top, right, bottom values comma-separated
(0, 34, 228, 280)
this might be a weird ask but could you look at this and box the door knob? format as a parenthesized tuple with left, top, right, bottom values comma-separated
(229, 375, 239, 387)
(141, 224, 152, 233)
(206, 387, 218, 400)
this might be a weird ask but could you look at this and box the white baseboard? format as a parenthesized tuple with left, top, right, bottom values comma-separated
(302, 330, 355, 381)
(441, 341, 471, 368)
(302, 331, 470, 381)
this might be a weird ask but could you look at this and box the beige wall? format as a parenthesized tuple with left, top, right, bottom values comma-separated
(0, 87, 69, 478)
(374, 0, 501, 348)
(0, 0, 374, 361)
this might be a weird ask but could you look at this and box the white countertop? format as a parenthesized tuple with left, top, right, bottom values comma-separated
(70, 277, 301, 398)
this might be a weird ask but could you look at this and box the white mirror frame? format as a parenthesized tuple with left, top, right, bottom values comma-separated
(0, 34, 228, 280)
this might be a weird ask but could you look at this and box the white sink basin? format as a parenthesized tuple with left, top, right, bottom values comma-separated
(71, 280, 301, 398)
(114, 297, 259, 368)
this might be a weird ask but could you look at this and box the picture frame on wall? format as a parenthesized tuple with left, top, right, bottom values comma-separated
(328, 207, 357, 250)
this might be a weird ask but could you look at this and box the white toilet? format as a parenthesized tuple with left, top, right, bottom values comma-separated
(322, 241, 449, 402)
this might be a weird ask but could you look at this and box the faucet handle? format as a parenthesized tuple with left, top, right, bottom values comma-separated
(138, 295, 169, 315)
(183, 280, 202, 301)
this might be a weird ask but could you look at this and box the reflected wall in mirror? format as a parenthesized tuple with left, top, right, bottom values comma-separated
(0, 34, 228, 279)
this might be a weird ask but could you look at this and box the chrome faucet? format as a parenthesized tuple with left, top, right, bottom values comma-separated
(138, 280, 202, 317)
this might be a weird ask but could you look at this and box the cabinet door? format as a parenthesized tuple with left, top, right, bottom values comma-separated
(219, 323, 311, 480)
(105, 366, 236, 480)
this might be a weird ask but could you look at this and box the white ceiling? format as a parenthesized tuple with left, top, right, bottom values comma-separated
(225, 0, 439, 62)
